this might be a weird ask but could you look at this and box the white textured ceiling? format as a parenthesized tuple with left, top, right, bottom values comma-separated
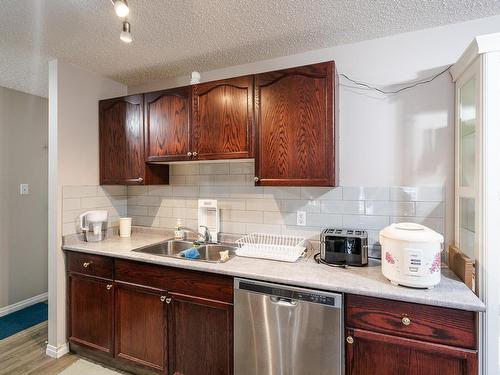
(1, 0, 500, 97)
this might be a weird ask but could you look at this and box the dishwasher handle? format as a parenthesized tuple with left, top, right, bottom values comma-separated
(269, 295, 298, 307)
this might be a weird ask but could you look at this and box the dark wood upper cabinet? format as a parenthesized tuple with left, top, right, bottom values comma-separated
(145, 87, 192, 162)
(114, 282, 168, 372)
(68, 274, 114, 355)
(254, 62, 338, 186)
(99, 62, 339, 185)
(99, 95, 145, 185)
(345, 328, 478, 375)
(191, 76, 254, 160)
(168, 293, 233, 375)
(99, 95, 169, 185)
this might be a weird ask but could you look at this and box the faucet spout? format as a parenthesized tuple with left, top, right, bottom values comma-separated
(179, 225, 213, 243)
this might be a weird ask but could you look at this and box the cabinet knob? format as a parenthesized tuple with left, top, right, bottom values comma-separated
(254, 177, 259, 182)
(106, 284, 112, 290)
(192, 152, 198, 157)
(82, 262, 91, 268)
(160, 296, 166, 302)
(346, 336, 354, 344)
(187, 152, 193, 157)
(166, 298, 172, 304)
(137, 177, 144, 182)
(402, 316, 411, 326)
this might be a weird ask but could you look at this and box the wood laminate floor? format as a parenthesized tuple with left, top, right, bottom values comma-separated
(0, 321, 78, 375)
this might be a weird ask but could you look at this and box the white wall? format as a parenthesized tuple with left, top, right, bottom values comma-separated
(129, 14, 500, 251)
(0, 86, 48, 309)
(47, 60, 127, 357)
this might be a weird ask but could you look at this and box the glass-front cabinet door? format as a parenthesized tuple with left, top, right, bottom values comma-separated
(453, 35, 500, 375)
(455, 60, 480, 262)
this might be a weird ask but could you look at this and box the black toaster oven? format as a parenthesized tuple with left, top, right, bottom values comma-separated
(320, 228, 368, 266)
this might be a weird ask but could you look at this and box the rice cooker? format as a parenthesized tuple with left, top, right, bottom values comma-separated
(379, 223, 444, 289)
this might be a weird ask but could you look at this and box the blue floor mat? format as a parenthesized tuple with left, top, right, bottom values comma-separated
(0, 302, 48, 340)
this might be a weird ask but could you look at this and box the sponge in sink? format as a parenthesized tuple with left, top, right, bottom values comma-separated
(179, 247, 200, 259)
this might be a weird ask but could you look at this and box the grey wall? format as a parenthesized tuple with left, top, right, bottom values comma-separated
(0, 85, 48, 309)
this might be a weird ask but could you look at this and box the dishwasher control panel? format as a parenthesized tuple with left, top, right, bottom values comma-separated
(237, 280, 341, 307)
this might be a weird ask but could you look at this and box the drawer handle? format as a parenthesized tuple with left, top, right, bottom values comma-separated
(346, 336, 354, 344)
(187, 152, 193, 157)
(254, 177, 259, 182)
(192, 152, 198, 157)
(402, 316, 411, 326)
(82, 262, 92, 268)
(106, 284, 113, 290)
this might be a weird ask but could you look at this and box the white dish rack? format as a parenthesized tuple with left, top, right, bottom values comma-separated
(235, 233, 307, 262)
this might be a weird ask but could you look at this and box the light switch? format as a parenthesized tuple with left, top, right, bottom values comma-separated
(20, 184, 29, 195)
(296, 211, 306, 226)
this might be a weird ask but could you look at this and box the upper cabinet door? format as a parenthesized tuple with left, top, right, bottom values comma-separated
(192, 76, 254, 160)
(99, 95, 145, 185)
(145, 86, 192, 162)
(255, 62, 338, 186)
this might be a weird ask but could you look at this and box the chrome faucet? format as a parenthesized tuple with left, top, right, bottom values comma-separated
(179, 225, 213, 243)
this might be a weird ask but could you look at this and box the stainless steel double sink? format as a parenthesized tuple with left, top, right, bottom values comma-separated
(133, 239, 236, 263)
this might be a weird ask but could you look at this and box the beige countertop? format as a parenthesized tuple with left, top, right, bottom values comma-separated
(63, 228, 485, 312)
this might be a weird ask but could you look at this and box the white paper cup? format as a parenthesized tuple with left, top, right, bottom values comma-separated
(119, 217, 132, 237)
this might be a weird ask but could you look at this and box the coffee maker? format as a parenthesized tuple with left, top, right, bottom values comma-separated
(79, 210, 109, 242)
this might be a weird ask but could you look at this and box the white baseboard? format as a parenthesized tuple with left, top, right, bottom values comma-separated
(46, 342, 70, 359)
(0, 292, 48, 318)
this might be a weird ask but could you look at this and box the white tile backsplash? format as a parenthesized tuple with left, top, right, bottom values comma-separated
(229, 162, 254, 175)
(300, 187, 343, 200)
(245, 198, 280, 211)
(63, 163, 445, 259)
(342, 187, 390, 201)
(62, 185, 127, 235)
(365, 201, 415, 216)
(415, 201, 445, 218)
(262, 187, 301, 200)
(279, 199, 321, 213)
(199, 163, 230, 175)
(147, 186, 172, 197)
(320, 200, 365, 215)
(342, 215, 391, 230)
(390, 186, 444, 202)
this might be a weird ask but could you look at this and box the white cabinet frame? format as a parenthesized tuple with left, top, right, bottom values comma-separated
(452, 33, 500, 375)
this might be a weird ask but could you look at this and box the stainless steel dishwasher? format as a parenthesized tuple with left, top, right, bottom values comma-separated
(234, 278, 343, 375)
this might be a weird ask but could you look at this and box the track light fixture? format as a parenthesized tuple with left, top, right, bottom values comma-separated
(120, 21, 132, 43)
(113, 0, 129, 17)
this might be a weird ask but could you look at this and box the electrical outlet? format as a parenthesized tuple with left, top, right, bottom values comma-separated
(20, 184, 29, 195)
(296, 211, 306, 226)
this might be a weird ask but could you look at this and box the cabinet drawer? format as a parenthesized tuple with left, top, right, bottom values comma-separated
(115, 259, 233, 304)
(345, 294, 476, 349)
(67, 251, 113, 279)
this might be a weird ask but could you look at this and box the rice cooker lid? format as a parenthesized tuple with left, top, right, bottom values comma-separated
(380, 223, 444, 243)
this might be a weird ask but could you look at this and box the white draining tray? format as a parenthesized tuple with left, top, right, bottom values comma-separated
(235, 233, 307, 262)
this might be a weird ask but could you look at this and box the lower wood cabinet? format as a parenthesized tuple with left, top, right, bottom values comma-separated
(68, 274, 114, 354)
(67, 253, 233, 375)
(345, 328, 478, 375)
(168, 293, 233, 375)
(345, 294, 478, 375)
(114, 282, 168, 372)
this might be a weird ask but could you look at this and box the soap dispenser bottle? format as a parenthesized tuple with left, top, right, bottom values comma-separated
(174, 219, 185, 240)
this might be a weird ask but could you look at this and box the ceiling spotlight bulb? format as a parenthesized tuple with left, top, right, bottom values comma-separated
(120, 21, 132, 43)
(190, 71, 201, 84)
(113, 0, 129, 17)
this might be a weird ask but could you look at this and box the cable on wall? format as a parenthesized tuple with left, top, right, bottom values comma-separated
(340, 65, 452, 95)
